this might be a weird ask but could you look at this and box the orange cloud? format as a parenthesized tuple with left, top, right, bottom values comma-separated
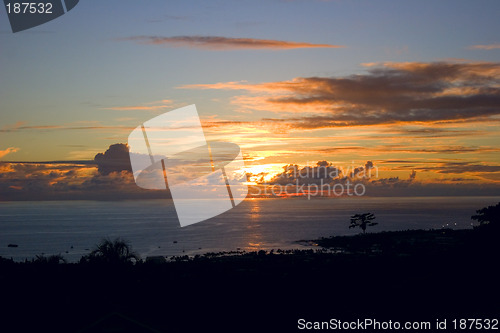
(0, 147, 19, 159)
(178, 80, 301, 92)
(0, 121, 26, 132)
(104, 106, 166, 111)
(0, 122, 134, 133)
(103, 99, 173, 111)
(468, 43, 500, 50)
(122, 36, 344, 50)
(297, 145, 500, 156)
(0, 144, 170, 201)
(182, 61, 500, 129)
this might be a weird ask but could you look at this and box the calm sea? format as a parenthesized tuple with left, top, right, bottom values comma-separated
(0, 196, 499, 262)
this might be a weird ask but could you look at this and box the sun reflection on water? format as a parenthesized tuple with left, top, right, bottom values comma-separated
(244, 199, 263, 250)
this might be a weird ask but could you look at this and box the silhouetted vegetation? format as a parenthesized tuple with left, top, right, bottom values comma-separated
(80, 237, 140, 265)
(32, 254, 66, 264)
(349, 212, 377, 233)
(472, 202, 500, 230)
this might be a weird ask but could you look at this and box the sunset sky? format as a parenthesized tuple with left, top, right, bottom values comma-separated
(1, 0, 500, 200)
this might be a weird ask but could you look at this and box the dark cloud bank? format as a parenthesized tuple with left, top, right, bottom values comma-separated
(0, 144, 170, 201)
(200, 61, 500, 130)
(249, 160, 500, 197)
(1, 144, 500, 200)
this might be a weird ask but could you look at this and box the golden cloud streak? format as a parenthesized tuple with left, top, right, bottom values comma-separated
(123, 36, 344, 50)
(468, 43, 500, 50)
(0, 147, 19, 159)
(103, 100, 173, 111)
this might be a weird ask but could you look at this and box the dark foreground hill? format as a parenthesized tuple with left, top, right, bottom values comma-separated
(1, 227, 499, 332)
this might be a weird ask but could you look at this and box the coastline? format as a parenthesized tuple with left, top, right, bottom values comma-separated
(3, 196, 500, 262)
(1, 226, 499, 332)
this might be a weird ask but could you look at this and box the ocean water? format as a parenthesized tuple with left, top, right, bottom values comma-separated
(0, 196, 499, 262)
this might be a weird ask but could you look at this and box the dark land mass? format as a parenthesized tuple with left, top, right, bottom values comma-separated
(1, 226, 499, 332)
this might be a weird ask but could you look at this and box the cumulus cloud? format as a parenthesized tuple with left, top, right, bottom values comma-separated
(256, 160, 377, 186)
(94, 143, 132, 175)
(182, 61, 500, 129)
(122, 35, 343, 50)
(265, 161, 341, 185)
(248, 160, 500, 198)
(246, 158, 500, 198)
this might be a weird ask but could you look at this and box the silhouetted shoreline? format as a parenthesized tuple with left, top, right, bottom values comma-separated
(1, 226, 499, 332)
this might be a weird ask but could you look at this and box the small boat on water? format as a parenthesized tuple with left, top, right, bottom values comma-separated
(7, 244, 18, 248)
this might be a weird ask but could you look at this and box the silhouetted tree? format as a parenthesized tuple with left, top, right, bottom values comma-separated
(83, 237, 139, 265)
(471, 202, 500, 230)
(349, 213, 377, 234)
